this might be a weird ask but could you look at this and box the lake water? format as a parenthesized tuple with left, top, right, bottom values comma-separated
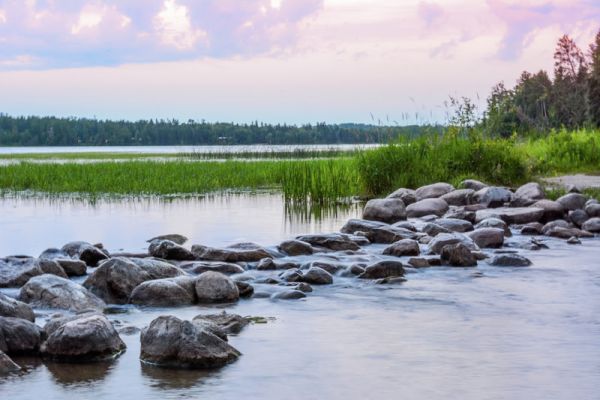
(1, 194, 600, 400)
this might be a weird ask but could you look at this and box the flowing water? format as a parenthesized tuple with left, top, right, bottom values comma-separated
(1, 194, 600, 400)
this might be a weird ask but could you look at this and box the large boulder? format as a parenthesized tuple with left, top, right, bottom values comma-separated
(19, 274, 105, 312)
(427, 233, 479, 254)
(382, 239, 420, 257)
(406, 198, 449, 218)
(295, 234, 360, 251)
(340, 219, 414, 244)
(140, 315, 240, 369)
(460, 179, 488, 191)
(569, 209, 590, 228)
(39, 248, 87, 277)
(129, 258, 187, 279)
(180, 261, 244, 275)
(362, 198, 407, 223)
(148, 240, 195, 261)
(585, 203, 600, 218)
(541, 220, 571, 235)
(83, 257, 152, 304)
(0, 292, 35, 321)
(473, 187, 513, 208)
(192, 243, 271, 262)
(475, 207, 544, 225)
(358, 260, 405, 279)
(194, 272, 239, 303)
(0, 257, 66, 288)
(556, 193, 587, 211)
(466, 228, 504, 248)
(278, 240, 313, 256)
(488, 254, 532, 267)
(531, 200, 565, 223)
(61, 241, 108, 266)
(386, 188, 417, 205)
(41, 313, 126, 361)
(0, 316, 42, 355)
(474, 217, 511, 237)
(434, 218, 474, 233)
(440, 189, 475, 206)
(546, 227, 593, 239)
(0, 351, 20, 374)
(440, 243, 477, 267)
(510, 182, 545, 207)
(301, 267, 333, 285)
(582, 218, 600, 233)
(415, 183, 455, 201)
(129, 279, 195, 307)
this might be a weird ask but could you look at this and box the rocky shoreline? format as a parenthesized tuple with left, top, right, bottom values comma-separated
(1, 179, 599, 374)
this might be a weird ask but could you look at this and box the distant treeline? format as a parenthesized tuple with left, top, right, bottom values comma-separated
(0, 116, 435, 146)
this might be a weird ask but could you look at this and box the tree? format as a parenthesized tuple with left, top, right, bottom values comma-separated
(513, 70, 553, 131)
(588, 29, 600, 127)
(483, 82, 519, 137)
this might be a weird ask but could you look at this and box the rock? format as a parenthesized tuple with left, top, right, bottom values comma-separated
(546, 227, 594, 239)
(294, 282, 313, 292)
(129, 279, 195, 307)
(386, 188, 417, 205)
(19, 274, 105, 312)
(148, 240, 195, 261)
(341, 219, 416, 244)
(582, 217, 600, 233)
(0, 316, 42, 355)
(180, 261, 244, 275)
(39, 248, 87, 277)
(193, 312, 249, 335)
(406, 198, 449, 218)
(61, 241, 108, 266)
(585, 203, 600, 218)
(304, 260, 343, 275)
(235, 281, 254, 298)
(407, 257, 430, 268)
(392, 221, 418, 231)
(531, 200, 565, 223)
(541, 220, 571, 235)
(278, 240, 313, 256)
(256, 258, 300, 271)
(567, 236, 582, 245)
(140, 315, 240, 369)
(415, 182, 455, 200)
(569, 209, 590, 228)
(382, 239, 420, 257)
(440, 189, 475, 206)
(510, 182, 545, 207)
(488, 254, 532, 267)
(444, 209, 477, 224)
(295, 234, 360, 251)
(347, 264, 365, 275)
(556, 193, 588, 211)
(129, 258, 186, 279)
(427, 233, 479, 254)
(475, 217, 511, 237)
(521, 223, 543, 235)
(473, 187, 513, 208)
(475, 207, 544, 225)
(192, 243, 271, 262)
(147, 234, 188, 245)
(375, 276, 407, 284)
(422, 223, 451, 236)
(460, 179, 488, 191)
(440, 243, 477, 267)
(84, 257, 152, 305)
(358, 260, 405, 279)
(434, 218, 474, 232)
(279, 268, 303, 282)
(0, 292, 35, 321)
(363, 198, 407, 223)
(42, 313, 126, 361)
(0, 257, 66, 288)
(195, 272, 239, 303)
(466, 228, 504, 248)
(271, 290, 307, 300)
(301, 267, 333, 285)
(0, 351, 21, 374)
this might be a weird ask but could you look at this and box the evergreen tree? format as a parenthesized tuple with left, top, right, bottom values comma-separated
(588, 29, 600, 127)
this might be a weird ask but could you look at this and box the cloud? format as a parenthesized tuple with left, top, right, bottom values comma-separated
(0, 0, 324, 69)
(417, 1, 444, 26)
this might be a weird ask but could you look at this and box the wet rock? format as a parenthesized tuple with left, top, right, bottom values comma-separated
(466, 228, 504, 248)
(347, 264, 365, 275)
(531, 200, 566, 223)
(19, 274, 106, 312)
(61, 241, 108, 267)
(375, 276, 407, 284)
(278, 240, 313, 256)
(585, 203, 600, 218)
(129, 258, 187, 279)
(84, 257, 152, 305)
(556, 193, 587, 211)
(118, 326, 141, 335)
(407, 257, 430, 268)
(569, 209, 590, 228)
(582, 217, 600, 233)
(148, 240, 195, 261)
(140, 315, 240, 369)
(434, 218, 474, 233)
(510, 182, 545, 207)
(363, 198, 407, 223)
(541, 219, 571, 235)
(415, 182, 455, 201)
(256, 258, 299, 271)
(271, 290, 306, 300)
(195, 272, 239, 303)
(546, 227, 594, 239)
(475, 207, 544, 225)
(567, 236, 582, 245)
(358, 260, 405, 279)
(39, 248, 87, 277)
(235, 281, 254, 298)
(193, 312, 249, 335)
(475, 217, 511, 237)
(295, 234, 360, 251)
(521, 222, 543, 235)
(294, 282, 313, 292)
(440, 189, 475, 206)
(440, 243, 477, 267)
(301, 267, 333, 285)
(460, 179, 488, 191)
(422, 223, 451, 237)
(303, 260, 343, 275)
(0, 292, 35, 321)
(180, 261, 244, 275)
(147, 234, 188, 245)
(192, 243, 271, 263)
(392, 221, 418, 231)
(444, 209, 477, 224)
(386, 188, 417, 205)
(0, 257, 65, 288)
(427, 233, 479, 254)
(473, 187, 513, 208)
(488, 254, 532, 267)
(0, 316, 42, 355)
(406, 198, 449, 218)
(341, 219, 415, 244)
(129, 279, 195, 307)
(0, 351, 21, 374)
(382, 239, 420, 257)
(42, 312, 126, 361)
(279, 268, 303, 282)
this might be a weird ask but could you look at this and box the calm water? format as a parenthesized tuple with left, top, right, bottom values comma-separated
(1, 195, 600, 400)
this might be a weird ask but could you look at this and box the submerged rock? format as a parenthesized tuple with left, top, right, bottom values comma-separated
(0, 351, 21, 374)
(0, 292, 35, 321)
(19, 274, 106, 312)
(301, 267, 333, 285)
(0, 316, 42, 355)
(382, 239, 420, 257)
(440, 243, 477, 267)
(271, 290, 307, 300)
(488, 254, 532, 267)
(358, 260, 405, 279)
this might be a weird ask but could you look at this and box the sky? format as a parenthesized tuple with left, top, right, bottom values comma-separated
(0, 0, 598, 125)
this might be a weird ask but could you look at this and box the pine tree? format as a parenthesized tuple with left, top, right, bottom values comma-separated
(588, 30, 600, 127)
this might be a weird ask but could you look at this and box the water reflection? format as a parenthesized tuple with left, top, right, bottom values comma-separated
(141, 363, 222, 390)
(44, 360, 115, 387)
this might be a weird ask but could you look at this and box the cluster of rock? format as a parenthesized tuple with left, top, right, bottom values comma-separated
(1, 179, 598, 373)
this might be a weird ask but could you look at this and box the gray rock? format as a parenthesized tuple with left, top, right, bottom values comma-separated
(0, 292, 35, 321)
(541, 220, 571, 235)
(303, 260, 344, 275)
(147, 234, 188, 245)
(19, 274, 105, 312)
(582, 217, 600, 233)
(0, 351, 21, 374)
(140, 315, 240, 369)
(129, 279, 195, 307)
(195, 272, 239, 303)
(434, 218, 474, 232)
(406, 198, 449, 218)
(556, 193, 588, 211)
(148, 240, 195, 261)
(42, 313, 126, 361)
(358, 260, 405, 279)
(84, 257, 152, 304)
(192, 243, 271, 262)
(180, 261, 244, 275)
(271, 290, 307, 300)
(532, 200, 565, 223)
(466, 228, 504, 248)
(415, 182, 455, 200)
(61, 241, 108, 266)
(521, 222, 543, 235)
(422, 223, 451, 237)
(39, 248, 87, 277)
(235, 281, 254, 298)
(440, 189, 475, 206)
(363, 198, 407, 223)
(382, 239, 420, 257)
(475, 217, 511, 237)
(295, 234, 360, 251)
(193, 312, 249, 335)
(0, 316, 42, 355)
(546, 227, 594, 239)
(510, 182, 545, 207)
(488, 254, 532, 267)
(569, 209, 590, 228)
(301, 267, 333, 285)
(427, 233, 479, 254)
(129, 258, 187, 279)
(475, 207, 544, 225)
(473, 187, 513, 208)
(460, 179, 488, 191)
(407, 257, 430, 268)
(444, 209, 477, 224)
(585, 203, 600, 218)
(278, 240, 313, 256)
(279, 268, 303, 282)
(386, 188, 417, 205)
(440, 243, 477, 267)
(0, 257, 66, 288)
(256, 258, 300, 271)
(567, 236, 582, 245)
